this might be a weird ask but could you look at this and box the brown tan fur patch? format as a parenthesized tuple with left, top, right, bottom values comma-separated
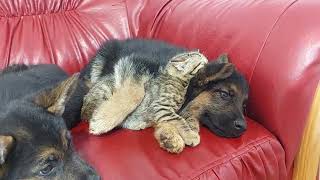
(0, 165, 6, 178)
(81, 77, 114, 121)
(89, 78, 145, 135)
(60, 130, 69, 151)
(181, 91, 213, 132)
(0, 136, 14, 165)
(34, 74, 79, 116)
(196, 63, 234, 86)
(38, 147, 63, 161)
(15, 128, 32, 141)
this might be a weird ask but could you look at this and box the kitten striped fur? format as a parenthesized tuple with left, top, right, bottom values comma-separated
(80, 39, 210, 153)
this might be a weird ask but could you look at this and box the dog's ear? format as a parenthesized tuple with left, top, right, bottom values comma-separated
(215, 54, 229, 64)
(34, 73, 79, 116)
(193, 63, 235, 87)
(0, 136, 14, 165)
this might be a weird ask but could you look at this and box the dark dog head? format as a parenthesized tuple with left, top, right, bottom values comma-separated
(0, 74, 99, 180)
(183, 54, 249, 138)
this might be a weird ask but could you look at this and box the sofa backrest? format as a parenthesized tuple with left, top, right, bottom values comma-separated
(133, 0, 320, 173)
(0, 0, 133, 73)
(1, 0, 319, 175)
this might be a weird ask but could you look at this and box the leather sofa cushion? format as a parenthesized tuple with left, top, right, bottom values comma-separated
(72, 118, 286, 179)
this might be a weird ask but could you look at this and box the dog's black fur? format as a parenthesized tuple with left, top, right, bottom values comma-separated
(81, 38, 249, 138)
(183, 60, 249, 137)
(80, 38, 186, 81)
(0, 64, 99, 179)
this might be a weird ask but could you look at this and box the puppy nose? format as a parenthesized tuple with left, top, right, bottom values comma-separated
(234, 119, 247, 131)
(86, 167, 100, 180)
(89, 175, 101, 180)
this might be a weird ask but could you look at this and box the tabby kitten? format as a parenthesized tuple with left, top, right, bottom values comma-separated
(154, 54, 236, 153)
(87, 51, 208, 144)
(80, 39, 234, 153)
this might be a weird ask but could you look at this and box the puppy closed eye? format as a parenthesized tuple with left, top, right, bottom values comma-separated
(38, 155, 58, 177)
(217, 90, 232, 100)
(39, 164, 54, 176)
(243, 103, 248, 115)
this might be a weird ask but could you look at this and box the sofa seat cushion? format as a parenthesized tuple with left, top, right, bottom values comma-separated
(72, 118, 286, 179)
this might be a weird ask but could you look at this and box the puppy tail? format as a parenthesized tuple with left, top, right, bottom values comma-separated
(0, 64, 29, 75)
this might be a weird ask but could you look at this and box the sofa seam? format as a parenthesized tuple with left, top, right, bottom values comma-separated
(190, 137, 278, 180)
(124, 0, 133, 37)
(181, 135, 277, 179)
(248, 0, 299, 84)
(149, 0, 188, 38)
(149, 0, 174, 37)
(0, 9, 78, 18)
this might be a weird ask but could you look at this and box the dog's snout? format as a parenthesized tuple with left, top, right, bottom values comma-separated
(80, 171, 100, 180)
(234, 119, 247, 131)
(86, 166, 100, 180)
(89, 174, 101, 180)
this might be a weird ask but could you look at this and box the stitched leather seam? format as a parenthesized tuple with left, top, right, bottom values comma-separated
(181, 135, 278, 179)
(0, 9, 77, 18)
(248, 0, 299, 84)
(148, 0, 174, 37)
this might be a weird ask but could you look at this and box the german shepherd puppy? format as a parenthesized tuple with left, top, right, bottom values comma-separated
(80, 39, 249, 153)
(0, 64, 99, 179)
(181, 55, 249, 137)
(154, 55, 249, 153)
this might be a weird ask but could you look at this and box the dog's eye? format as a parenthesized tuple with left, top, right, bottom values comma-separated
(218, 90, 230, 99)
(38, 155, 57, 176)
(243, 103, 247, 114)
(243, 104, 247, 109)
(39, 164, 54, 176)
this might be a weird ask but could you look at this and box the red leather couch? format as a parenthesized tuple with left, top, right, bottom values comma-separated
(1, 0, 319, 179)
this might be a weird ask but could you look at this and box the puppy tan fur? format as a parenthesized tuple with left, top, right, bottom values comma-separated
(80, 39, 248, 154)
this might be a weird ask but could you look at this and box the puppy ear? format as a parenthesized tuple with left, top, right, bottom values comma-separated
(215, 54, 229, 64)
(0, 136, 14, 165)
(34, 73, 80, 116)
(193, 63, 235, 87)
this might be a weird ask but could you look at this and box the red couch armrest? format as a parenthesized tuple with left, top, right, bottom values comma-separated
(134, 0, 320, 176)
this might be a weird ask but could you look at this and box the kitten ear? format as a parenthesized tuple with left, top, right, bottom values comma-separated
(215, 53, 229, 64)
(192, 63, 235, 87)
(0, 136, 14, 165)
(34, 73, 80, 116)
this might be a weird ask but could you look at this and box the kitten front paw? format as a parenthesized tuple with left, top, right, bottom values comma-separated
(155, 124, 185, 153)
(182, 131, 200, 147)
(159, 132, 185, 153)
